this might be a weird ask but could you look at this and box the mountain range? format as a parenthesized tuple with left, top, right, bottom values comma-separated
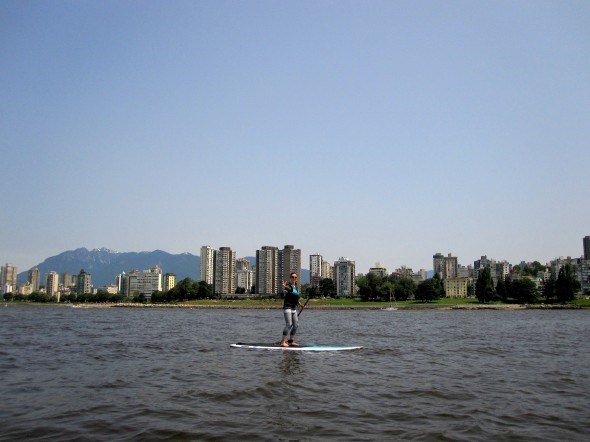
(16, 247, 310, 287)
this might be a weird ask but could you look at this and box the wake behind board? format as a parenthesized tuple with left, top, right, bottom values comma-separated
(230, 343, 362, 352)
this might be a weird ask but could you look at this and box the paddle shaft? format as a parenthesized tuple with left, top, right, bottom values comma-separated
(298, 297, 311, 317)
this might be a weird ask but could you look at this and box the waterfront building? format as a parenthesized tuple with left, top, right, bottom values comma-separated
(236, 258, 250, 271)
(200, 245, 215, 285)
(18, 282, 34, 296)
(116, 273, 127, 295)
(163, 273, 176, 292)
(256, 246, 279, 296)
(214, 247, 236, 296)
(126, 266, 162, 297)
(369, 263, 387, 278)
(443, 277, 470, 298)
(433, 253, 444, 278)
(334, 257, 356, 298)
(310, 254, 323, 288)
(28, 268, 40, 292)
(76, 269, 92, 295)
(1, 263, 17, 290)
(61, 273, 75, 288)
(322, 261, 333, 280)
(237, 269, 254, 293)
(443, 253, 458, 279)
(46, 271, 59, 299)
(279, 245, 301, 285)
(99, 285, 119, 295)
(580, 259, 590, 295)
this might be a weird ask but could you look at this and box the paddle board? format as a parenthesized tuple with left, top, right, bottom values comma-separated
(230, 343, 362, 352)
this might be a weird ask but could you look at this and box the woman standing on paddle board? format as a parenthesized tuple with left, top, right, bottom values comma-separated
(280, 272, 303, 347)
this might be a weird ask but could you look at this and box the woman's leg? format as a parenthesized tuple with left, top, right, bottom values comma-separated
(281, 309, 293, 346)
(288, 309, 299, 345)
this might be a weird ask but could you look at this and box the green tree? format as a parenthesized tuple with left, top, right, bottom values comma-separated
(196, 280, 211, 299)
(415, 278, 441, 301)
(475, 267, 495, 303)
(542, 276, 557, 303)
(509, 278, 539, 303)
(318, 278, 336, 298)
(356, 273, 382, 301)
(393, 278, 416, 301)
(495, 277, 507, 303)
(555, 264, 580, 303)
(29, 292, 52, 303)
(432, 273, 445, 298)
(169, 278, 193, 301)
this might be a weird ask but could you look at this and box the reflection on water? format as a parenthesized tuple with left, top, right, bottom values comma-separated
(279, 351, 303, 376)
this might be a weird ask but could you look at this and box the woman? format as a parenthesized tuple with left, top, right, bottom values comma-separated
(280, 272, 303, 347)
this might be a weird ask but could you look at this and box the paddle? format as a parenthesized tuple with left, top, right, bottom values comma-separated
(297, 296, 311, 317)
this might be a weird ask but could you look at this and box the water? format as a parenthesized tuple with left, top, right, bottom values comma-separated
(1, 305, 588, 441)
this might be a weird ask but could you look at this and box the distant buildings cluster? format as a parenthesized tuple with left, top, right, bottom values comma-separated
(2, 236, 589, 299)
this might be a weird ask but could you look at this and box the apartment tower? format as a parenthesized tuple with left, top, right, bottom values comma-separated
(28, 268, 40, 292)
(200, 245, 215, 285)
(46, 271, 59, 297)
(334, 257, 356, 298)
(256, 246, 279, 296)
(279, 245, 301, 284)
(214, 247, 236, 296)
(310, 254, 323, 288)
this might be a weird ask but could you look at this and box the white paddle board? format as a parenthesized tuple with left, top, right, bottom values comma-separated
(230, 343, 362, 351)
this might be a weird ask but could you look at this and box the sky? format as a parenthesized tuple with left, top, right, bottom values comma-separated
(1, 0, 589, 275)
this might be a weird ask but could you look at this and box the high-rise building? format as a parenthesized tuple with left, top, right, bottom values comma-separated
(1, 263, 17, 289)
(28, 268, 40, 292)
(46, 271, 59, 297)
(126, 266, 162, 297)
(443, 253, 458, 279)
(200, 245, 215, 284)
(236, 269, 254, 293)
(433, 253, 444, 278)
(116, 273, 128, 295)
(334, 257, 356, 298)
(61, 273, 75, 288)
(164, 273, 176, 291)
(256, 246, 279, 296)
(584, 236, 590, 260)
(214, 247, 236, 296)
(310, 254, 323, 288)
(76, 269, 92, 295)
(322, 261, 333, 280)
(236, 258, 250, 271)
(279, 245, 301, 283)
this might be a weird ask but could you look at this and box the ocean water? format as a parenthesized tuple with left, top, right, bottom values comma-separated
(0, 305, 588, 441)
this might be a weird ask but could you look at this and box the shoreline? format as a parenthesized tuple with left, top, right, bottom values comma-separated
(57, 302, 588, 310)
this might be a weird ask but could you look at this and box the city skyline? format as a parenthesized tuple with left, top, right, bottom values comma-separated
(2, 2, 589, 277)
(3, 235, 589, 278)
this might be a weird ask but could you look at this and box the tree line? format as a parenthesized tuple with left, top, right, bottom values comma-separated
(475, 264, 580, 304)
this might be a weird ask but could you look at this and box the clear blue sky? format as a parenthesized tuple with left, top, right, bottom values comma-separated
(2, 0, 589, 274)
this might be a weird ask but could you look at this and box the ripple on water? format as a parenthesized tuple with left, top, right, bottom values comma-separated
(0, 307, 589, 441)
